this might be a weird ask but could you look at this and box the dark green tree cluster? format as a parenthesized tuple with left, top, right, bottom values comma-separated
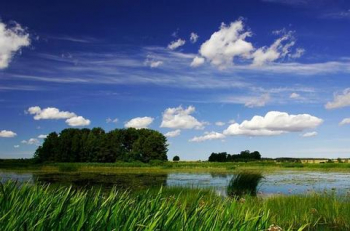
(34, 128, 168, 163)
(208, 150, 261, 162)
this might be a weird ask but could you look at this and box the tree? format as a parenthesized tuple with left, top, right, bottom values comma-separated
(173, 156, 180, 161)
(208, 151, 262, 162)
(34, 127, 168, 163)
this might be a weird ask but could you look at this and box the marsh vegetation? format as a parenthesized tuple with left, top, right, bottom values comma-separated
(1, 181, 349, 230)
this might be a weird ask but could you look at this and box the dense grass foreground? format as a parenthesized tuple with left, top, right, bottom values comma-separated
(0, 182, 349, 230)
(0, 182, 272, 231)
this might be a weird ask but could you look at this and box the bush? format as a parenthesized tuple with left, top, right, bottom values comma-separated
(173, 156, 180, 161)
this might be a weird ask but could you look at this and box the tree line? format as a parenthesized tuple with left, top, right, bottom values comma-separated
(34, 127, 168, 163)
(208, 150, 261, 162)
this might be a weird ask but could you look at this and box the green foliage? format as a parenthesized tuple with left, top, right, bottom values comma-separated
(227, 171, 264, 198)
(34, 127, 168, 163)
(173, 155, 180, 161)
(208, 150, 261, 162)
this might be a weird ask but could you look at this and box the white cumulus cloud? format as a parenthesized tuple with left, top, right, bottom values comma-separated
(190, 56, 205, 67)
(223, 111, 323, 136)
(38, 134, 47, 139)
(339, 118, 350, 126)
(0, 21, 30, 69)
(252, 30, 297, 66)
(65, 116, 91, 127)
(21, 138, 40, 145)
(301, 131, 318, 137)
(160, 106, 205, 130)
(27, 106, 76, 120)
(290, 92, 301, 99)
(0, 130, 17, 138)
(189, 131, 225, 142)
(168, 38, 186, 50)
(192, 20, 302, 69)
(164, 129, 181, 138)
(325, 88, 350, 109)
(196, 20, 253, 69)
(27, 106, 91, 127)
(125, 117, 154, 129)
(14, 145, 20, 148)
(190, 32, 199, 43)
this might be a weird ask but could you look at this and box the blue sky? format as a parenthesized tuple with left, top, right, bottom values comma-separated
(1, 0, 350, 160)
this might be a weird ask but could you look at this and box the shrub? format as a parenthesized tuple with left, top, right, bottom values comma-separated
(173, 156, 180, 161)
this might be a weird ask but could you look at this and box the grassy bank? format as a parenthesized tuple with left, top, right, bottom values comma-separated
(1, 182, 349, 230)
(2, 159, 350, 173)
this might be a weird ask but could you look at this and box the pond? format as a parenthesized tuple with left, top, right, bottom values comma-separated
(1, 170, 350, 196)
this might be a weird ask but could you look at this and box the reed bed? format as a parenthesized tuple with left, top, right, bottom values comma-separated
(1, 181, 349, 230)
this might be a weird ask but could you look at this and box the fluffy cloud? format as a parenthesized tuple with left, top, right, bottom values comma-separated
(189, 131, 225, 142)
(125, 117, 154, 129)
(339, 118, 350, 126)
(14, 145, 20, 148)
(223, 111, 323, 136)
(0, 21, 30, 69)
(325, 88, 350, 109)
(28, 106, 76, 120)
(106, 118, 118, 124)
(66, 116, 91, 127)
(27, 106, 91, 127)
(301, 131, 318, 137)
(244, 94, 270, 108)
(164, 129, 181, 138)
(160, 106, 205, 130)
(168, 39, 186, 50)
(190, 32, 199, 43)
(290, 92, 301, 99)
(190, 56, 205, 67)
(38, 134, 47, 139)
(252, 30, 298, 66)
(215, 121, 226, 126)
(192, 20, 302, 69)
(197, 20, 253, 69)
(21, 138, 40, 145)
(0, 130, 17, 138)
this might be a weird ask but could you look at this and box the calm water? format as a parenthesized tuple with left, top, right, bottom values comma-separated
(1, 170, 350, 196)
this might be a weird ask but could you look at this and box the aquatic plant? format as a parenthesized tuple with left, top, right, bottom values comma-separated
(1, 181, 349, 230)
(0, 181, 272, 231)
(227, 171, 264, 197)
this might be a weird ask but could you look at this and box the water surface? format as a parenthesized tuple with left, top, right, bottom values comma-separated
(1, 170, 350, 196)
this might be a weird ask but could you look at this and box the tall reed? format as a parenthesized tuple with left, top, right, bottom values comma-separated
(227, 171, 264, 197)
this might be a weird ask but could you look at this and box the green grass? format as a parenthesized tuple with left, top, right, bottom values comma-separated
(2, 159, 350, 174)
(1, 181, 350, 230)
(0, 182, 272, 231)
